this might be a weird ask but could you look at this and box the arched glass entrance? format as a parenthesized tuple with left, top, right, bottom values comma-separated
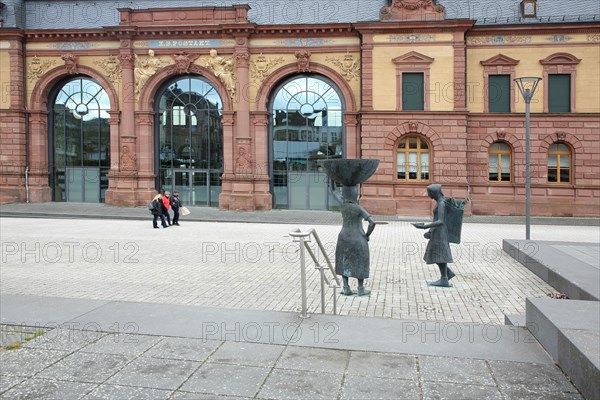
(156, 77, 223, 206)
(50, 77, 110, 202)
(270, 76, 344, 210)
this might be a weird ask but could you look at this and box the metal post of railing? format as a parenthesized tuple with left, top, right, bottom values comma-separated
(297, 235, 309, 318)
(318, 252, 326, 314)
(290, 228, 339, 317)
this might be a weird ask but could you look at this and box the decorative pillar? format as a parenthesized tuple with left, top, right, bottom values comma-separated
(0, 34, 28, 203)
(134, 110, 156, 201)
(251, 111, 272, 210)
(234, 37, 251, 177)
(219, 111, 236, 209)
(105, 39, 149, 206)
(27, 110, 52, 202)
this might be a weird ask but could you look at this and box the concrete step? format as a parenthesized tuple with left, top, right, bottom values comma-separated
(503, 239, 600, 301)
(2, 293, 554, 365)
(504, 314, 526, 326)
(526, 297, 600, 400)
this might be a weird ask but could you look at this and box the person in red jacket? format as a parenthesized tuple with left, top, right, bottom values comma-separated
(161, 191, 172, 226)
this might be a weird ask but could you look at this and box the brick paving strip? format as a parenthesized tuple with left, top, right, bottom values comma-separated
(1, 218, 597, 325)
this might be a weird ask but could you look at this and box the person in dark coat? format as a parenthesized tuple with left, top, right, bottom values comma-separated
(412, 184, 456, 287)
(170, 190, 182, 226)
(151, 194, 167, 229)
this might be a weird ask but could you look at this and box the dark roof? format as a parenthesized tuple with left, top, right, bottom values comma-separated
(4, 0, 599, 29)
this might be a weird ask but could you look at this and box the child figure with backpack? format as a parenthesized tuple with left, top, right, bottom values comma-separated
(412, 184, 468, 287)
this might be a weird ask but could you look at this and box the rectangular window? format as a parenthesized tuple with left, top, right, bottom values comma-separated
(402, 73, 424, 111)
(488, 75, 511, 112)
(548, 74, 571, 112)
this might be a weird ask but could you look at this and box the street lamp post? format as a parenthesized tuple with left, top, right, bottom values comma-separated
(514, 77, 541, 240)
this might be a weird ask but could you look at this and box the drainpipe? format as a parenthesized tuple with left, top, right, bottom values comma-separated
(22, 34, 29, 202)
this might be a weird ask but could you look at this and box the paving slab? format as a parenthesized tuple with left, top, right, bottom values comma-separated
(65, 300, 303, 346)
(180, 363, 270, 397)
(290, 313, 553, 364)
(422, 381, 502, 400)
(0, 294, 109, 327)
(0, 348, 69, 377)
(83, 384, 173, 400)
(106, 356, 200, 391)
(341, 375, 420, 400)
(207, 341, 284, 367)
(36, 352, 132, 384)
(0, 378, 97, 400)
(257, 369, 343, 400)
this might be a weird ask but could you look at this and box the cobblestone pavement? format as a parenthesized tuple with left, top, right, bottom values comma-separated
(2, 218, 597, 325)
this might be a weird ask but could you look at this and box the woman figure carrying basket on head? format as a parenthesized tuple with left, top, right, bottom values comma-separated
(412, 184, 468, 287)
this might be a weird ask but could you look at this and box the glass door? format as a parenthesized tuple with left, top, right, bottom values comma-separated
(270, 75, 344, 210)
(157, 77, 223, 207)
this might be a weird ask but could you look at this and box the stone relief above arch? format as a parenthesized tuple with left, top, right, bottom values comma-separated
(94, 56, 122, 85)
(480, 130, 522, 153)
(384, 121, 441, 150)
(27, 56, 57, 81)
(380, 0, 445, 21)
(251, 53, 285, 83)
(540, 131, 582, 153)
(172, 50, 200, 74)
(295, 50, 311, 72)
(61, 54, 78, 75)
(134, 49, 171, 96)
(326, 52, 360, 82)
(204, 49, 236, 98)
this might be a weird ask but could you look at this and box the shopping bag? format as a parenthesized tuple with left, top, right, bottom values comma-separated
(180, 206, 191, 216)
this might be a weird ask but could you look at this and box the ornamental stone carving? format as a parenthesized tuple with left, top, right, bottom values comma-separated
(120, 145, 137, 171)
(251, 53, 284, 81)
(205, 49, 236, 98)
(172, 50, 199, 74)
(27, 56, 57, 80)
(134, 49, 170, 94)
(235, 144, 254, 176)
(380, 0, 445, 21)
(326, 52, 360, 82)
(61, 54, 78, 74)
(295, 50, 311, 72)
(235, 51, 250, 68)
(94, 56, 122, 84)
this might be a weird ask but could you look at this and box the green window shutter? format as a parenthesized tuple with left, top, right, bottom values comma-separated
(548, 74, 571, 112)
(402, 73, 424, 111)
(488, 75, 510, 112)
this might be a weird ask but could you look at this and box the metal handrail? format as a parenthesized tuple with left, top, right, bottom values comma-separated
(289, 228, 340, 318)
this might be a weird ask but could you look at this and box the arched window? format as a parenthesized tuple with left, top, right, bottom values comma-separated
(396, 136, 429, 181)
(548, 142, 572, 183)
(489, 142, 512, 182)
(270, 75, 344, 210)
(51, 77, 110, 202)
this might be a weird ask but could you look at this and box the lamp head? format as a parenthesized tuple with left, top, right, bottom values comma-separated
(514, 76, 542, 100)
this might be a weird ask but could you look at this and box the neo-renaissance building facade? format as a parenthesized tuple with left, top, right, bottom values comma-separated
(1, 0, 599, 216)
